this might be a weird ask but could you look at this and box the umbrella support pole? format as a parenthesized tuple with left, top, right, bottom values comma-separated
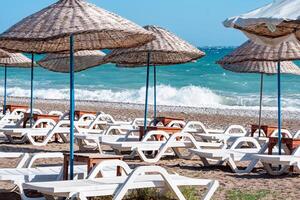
(69, 34, 75, 179)
(3, 65, 7, 115)
(30, 54, 34, 127)
(258, 73, 264, 137)
(143, 52, 151, 131)
(153, 65, 157, 121)
(277, 61, 282, 155)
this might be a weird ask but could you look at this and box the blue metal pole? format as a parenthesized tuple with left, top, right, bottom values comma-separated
(258, 73, 263, 137)
(3, 66, 7, 115)
(277, 61, 282, 155)
(153, 65, 157, 121)
(30, 54, 34, 127)
(69, 34, 75, 180)
(143, 52, 151, 131)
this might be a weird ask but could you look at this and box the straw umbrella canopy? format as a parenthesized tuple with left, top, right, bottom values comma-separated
(217, 39, 300, 154)
(0, 0, 155, 179)
(224, 0, 300, 154)
(38, 50, 107, 73)
(106, 25, 205, 129)
(223, 0, 300, 45)
(0, 0, 155, 53)
(0, 51, 33, 114)
(218, 52, 300, 136)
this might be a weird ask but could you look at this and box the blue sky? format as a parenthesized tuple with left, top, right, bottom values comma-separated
(0, 0, 271, 46)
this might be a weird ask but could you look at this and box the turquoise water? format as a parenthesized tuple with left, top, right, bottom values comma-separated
(2, 47, 300, 110)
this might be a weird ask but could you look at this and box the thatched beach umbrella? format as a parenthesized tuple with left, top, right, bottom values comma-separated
(218, 49, 300, 136)
(106, 25, 205, 129)
(0, 0, 155, 179)
(224, 0, 300, 154)
(0, 51, 33, 115)
(218, 39, 300, 154)
(38, 50, 107, 73)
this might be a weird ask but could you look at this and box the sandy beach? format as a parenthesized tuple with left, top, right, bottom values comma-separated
(0, 97, 299, 200)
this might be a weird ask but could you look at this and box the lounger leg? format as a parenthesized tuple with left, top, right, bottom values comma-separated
(202, 180, 219, 200)
(113, 166, 186, 200)
(15, 182, 45, 200)
(262, 163, 289, 176)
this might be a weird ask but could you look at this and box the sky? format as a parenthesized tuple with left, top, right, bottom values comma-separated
(0, 0, 272, 47)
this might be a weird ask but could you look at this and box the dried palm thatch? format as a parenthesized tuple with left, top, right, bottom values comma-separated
(217, 40, 300, 63)
(0, 0, 155, 53)
(105, 25, 205, 66)
(0, 49, 10, 58)
(38, 50, 106, 72)
(0, 52, 33, 67)
(220, 61, 300, 75)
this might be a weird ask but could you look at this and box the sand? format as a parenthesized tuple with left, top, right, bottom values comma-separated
(0, 97, 299, 200)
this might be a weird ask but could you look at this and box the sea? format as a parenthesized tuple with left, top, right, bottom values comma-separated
(2, 47, 300, 111)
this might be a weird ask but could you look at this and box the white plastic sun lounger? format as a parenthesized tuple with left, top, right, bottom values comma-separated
(171, 121, 247, 135)
(24, 160, 219, 200)
(250, 130, 300, 175)
(0, 152, 118, 200)
(189, 137, 269, 173)
(1, 119, 72, 145)
(104, 131, 224, 163)
(88, 113, 150, 129)
(75, 124, 143, 152)
(1, 114, 105, 145)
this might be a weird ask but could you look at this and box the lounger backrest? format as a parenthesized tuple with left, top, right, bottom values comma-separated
(87, 160, 132, 179)
(167, 120, 186, 128)
(230, 137, 262, 150)
(142, 130, 170, 141)
(48, 110, 64, 117)
(183, 121, 208, 134)
(270, 129, 292, 138)
(293, 130, 300, 139)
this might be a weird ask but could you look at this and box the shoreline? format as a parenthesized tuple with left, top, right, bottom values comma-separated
(2, 96, 300, 120)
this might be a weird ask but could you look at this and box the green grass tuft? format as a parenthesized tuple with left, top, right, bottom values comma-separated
(226, 189, 270, 200)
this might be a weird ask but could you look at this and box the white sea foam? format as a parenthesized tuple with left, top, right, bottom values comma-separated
(1, 85, 300, 111)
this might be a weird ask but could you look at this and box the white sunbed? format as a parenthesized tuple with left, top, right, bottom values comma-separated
(75, 124, 143, 153)
(0, 152, 118, 200)
(189, 137, 269, 173)
(1, 111, 107, 145)
(103, 131, 224, 163)
(24, 160, 219, 200)
(250, 129, 300, 175)
(89, 113, 150, 129)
